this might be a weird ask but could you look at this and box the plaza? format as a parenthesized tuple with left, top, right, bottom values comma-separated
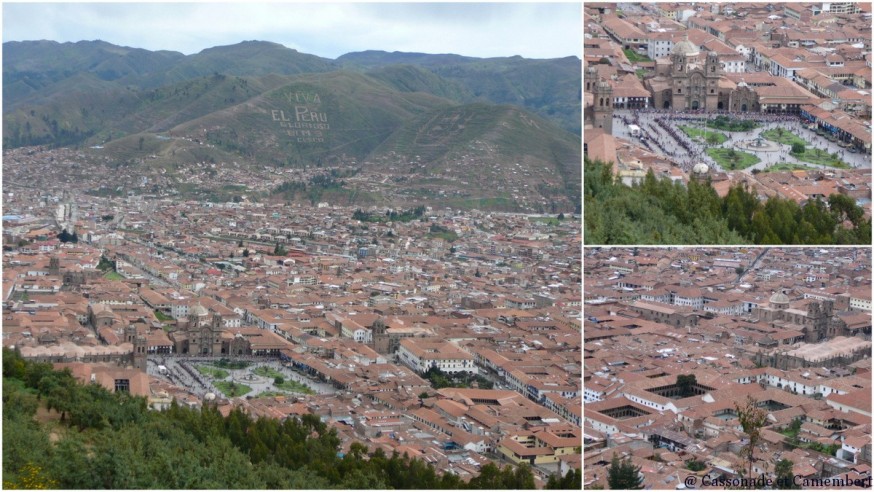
(147, 355, 336, 399)
(611, 109, 871, 174)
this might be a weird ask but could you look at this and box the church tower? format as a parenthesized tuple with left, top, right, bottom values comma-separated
(371, 317, 390, 354)
(585, 64, 598, 93)
(133, 333, 147, 371)
(704, 51, 722, 109)
(49, 257, 60, 276)
(592, 78, 613, 135)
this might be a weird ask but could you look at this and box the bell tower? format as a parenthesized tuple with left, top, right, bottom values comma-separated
(705, 51, 721, 110)
(585, 64, 598, 92)
(592, 78, 614, 135)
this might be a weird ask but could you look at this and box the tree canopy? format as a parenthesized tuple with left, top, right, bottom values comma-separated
(584, 158, 871, 245)
(607, 454, 643, 490)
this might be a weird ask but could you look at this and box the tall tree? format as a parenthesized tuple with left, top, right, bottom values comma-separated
(774, 458, 799, 489)
(676, 374, 697, 398)
(735, 396, 768, 479)
(607, 454, 643, 490)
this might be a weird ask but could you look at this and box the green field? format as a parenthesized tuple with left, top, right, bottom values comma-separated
(707, 116, 758, 132)
(154, 310, 173, 322)
(196, 365, 229, 379)
(253, 366, 284, 379)
(103, 271, 124, 281)
(214, 381, 252, 397)
(679, 125, 728, 145)
(706, 148, 761, 170)
(760, 128, 806, 146)
(209, 358, 251, 370)
(792, 148, 851, 169)
(623, 49, 652, 63)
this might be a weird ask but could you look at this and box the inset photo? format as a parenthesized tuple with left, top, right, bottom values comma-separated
(583, 3, 872, 245)
(583, 247, 872, 489)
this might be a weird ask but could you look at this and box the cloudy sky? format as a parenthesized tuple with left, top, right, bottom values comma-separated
(3, 2, 581, 59)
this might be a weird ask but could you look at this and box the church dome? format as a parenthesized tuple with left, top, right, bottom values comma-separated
(673, 39, 699, 56)
(191, 303, 209, 317)
(769, 292, 790, 305)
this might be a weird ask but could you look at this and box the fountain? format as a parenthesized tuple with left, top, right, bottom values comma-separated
(234, 372, 267, 384)
(735, 133, 781, 153)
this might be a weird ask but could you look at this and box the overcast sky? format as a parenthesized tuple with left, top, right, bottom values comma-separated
(2, 2, 581, 59)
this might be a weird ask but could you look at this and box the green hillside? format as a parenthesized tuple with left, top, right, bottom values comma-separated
(131, 41, 337, 89)
(338, 51, 581, 133)
(3, 40, 183, 106)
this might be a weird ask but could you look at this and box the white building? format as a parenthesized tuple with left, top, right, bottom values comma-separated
(397, 338, 477, 375)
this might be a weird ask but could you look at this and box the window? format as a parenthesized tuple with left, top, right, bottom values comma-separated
(114, 379, 130, 392)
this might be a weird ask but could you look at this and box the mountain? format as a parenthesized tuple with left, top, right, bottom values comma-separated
(338, 50, 582, 134)
(2, 40, 581, 211)
(129, 41, 338, 89)
(3, 40, 184, 107)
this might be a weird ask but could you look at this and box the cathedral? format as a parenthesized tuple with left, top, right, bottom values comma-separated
(753, 293, 848, 344)
(646, 36, 723, 111)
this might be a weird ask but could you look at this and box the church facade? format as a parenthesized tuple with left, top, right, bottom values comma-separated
(647, 38, 723, 111)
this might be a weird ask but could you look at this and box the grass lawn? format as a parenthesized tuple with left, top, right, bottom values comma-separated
(707, 116, 758, 132)
(275, 380, 315, 394)
(792, 149, 851, 169)
(103, 271, 124, 281)
(209, 358, 251, 370)
(196, 365, 229, 379)
(214, 381, 252, 398)
(679, 125, 728, 145)
(154, 310, 173, 322)
(623, 49, 652, 63)
(760, 129, 806, 147)
(706, 148, 761, 170)
(253, 366, 284, 379)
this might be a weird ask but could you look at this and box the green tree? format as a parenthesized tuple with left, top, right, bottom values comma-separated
(735, 396, 768, 479)
(676, 374, 697, 398)
(706, 132, 721, 146)
(607, 454, 643, 489)
(774, 458, 799, 489)
(546, 468, 582, 489)
(791, 142, 805, 155)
